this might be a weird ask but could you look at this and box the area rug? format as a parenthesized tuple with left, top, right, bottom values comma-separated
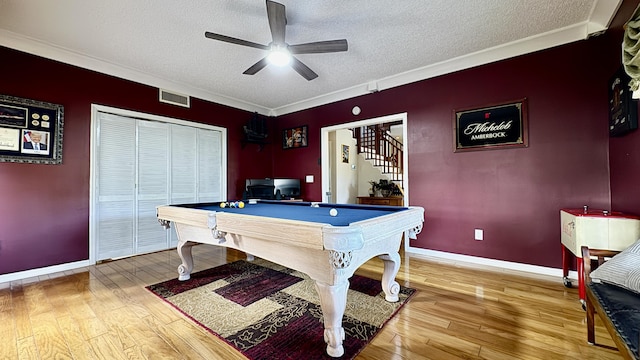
(146, 259, 415, 359)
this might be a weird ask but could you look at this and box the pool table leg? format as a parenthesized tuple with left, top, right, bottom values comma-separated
(314, 280, 348, 358)
(176, 240, 195, 281)
(379, 252, 401, 302)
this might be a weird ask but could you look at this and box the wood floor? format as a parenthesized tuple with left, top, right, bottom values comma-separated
(0, 245, 623, 360)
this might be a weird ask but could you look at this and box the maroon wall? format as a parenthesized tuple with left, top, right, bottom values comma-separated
(611, 129, 640, 213)
(0, 47, 274, 274)
(275, 28, 627, 269)
(610, 0, 640, 213)
(2, 2, 638, 275)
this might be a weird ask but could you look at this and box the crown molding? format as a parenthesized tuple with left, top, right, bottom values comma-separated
(272, 18, 616, 116)
(0, 29, 271, 115)
(0, 0, 620, 118)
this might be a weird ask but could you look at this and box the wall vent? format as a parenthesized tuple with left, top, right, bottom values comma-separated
(159, 89, 190, 108)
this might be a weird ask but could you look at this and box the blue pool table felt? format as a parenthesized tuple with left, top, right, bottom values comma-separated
(177, 200, 408, 227)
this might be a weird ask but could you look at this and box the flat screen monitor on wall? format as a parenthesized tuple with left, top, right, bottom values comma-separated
(246, 184, 275, 199)
(274, 178, 301, 199)
(245, 178, 301, 200)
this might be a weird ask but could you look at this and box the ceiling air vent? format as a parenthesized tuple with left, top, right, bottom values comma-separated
(159, 89, 190, 108)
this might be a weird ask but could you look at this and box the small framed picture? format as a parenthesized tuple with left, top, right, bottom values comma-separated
(282, 125, 308, 149)
(342, 144, 349, 163)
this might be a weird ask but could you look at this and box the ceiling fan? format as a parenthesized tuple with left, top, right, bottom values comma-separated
(204, 0, 348, 81)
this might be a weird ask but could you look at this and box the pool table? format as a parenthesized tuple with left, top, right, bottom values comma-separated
(156, 200, 424, 357)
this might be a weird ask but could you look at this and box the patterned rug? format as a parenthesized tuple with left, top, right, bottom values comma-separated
(146, 259, 415, 359)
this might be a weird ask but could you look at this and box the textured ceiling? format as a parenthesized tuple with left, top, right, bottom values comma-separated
(0, 0, 622, 115)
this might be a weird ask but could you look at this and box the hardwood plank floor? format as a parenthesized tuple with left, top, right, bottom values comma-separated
(0, 246, 623, 359)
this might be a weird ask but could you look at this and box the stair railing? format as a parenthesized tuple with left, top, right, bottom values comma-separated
(353, 124, 403, 182)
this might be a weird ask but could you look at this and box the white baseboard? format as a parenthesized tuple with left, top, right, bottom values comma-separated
(0, 259, 94, 285)
(405, 245, 579, 281)
(1, 247, 578, 286)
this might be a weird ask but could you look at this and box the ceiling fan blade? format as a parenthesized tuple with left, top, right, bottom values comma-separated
(266, 0, 286, 45)
(205, 32, 269, 50)
(290, 56, 318, 81)
(289, 39, 348, 54)
(243, 57, 269, 75)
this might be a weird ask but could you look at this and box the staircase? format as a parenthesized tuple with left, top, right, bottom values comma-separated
(352, 123, 403, 190)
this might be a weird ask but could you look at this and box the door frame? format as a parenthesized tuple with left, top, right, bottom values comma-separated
(89, 104, 227, 263)
(320, 112, 409, 205)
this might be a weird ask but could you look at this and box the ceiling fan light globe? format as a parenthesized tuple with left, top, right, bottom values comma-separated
(267, 48, 291, 67)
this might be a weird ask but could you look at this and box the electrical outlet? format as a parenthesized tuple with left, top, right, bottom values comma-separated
(474, 229, 483, 241)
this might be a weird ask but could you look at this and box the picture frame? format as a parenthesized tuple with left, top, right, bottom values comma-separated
(342, 144, 349, 163)
(0, 94, 64, 164)
(282, 125, 308, 149)
(608, 66, 638, 137)
(453, 98, 528, 152)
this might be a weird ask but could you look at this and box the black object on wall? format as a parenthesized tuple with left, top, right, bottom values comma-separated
(242, 112, 269, 150)
(244, 178, 301, 200)
(609, 67, 639, 137)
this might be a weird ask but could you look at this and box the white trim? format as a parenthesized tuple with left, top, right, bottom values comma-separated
(321, 112, 409, 211)
(0, 242, 577, 285)
(90, 104, 230, 131)
(589, 0, 623, 33)
(0, 259, 93, 284)
(272, 18, 617, 116)
(405, 245, 579, 280)
(372, 23, 591, 94)
(89, 104, 228, 264)
(0, 4, 620, 118)
(0, 29, 270, 115)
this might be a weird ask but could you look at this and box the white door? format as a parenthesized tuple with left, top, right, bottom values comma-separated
(170, 124, 197, 204)
(96, 113, 136, 259)
(197, 128, 223, 202)
(136, 120, 170, 254)
(92, 105, 227, 261)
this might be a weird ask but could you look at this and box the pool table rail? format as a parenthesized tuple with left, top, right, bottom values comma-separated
(155, 202, 425, 358)
(157, 204, 424, 252)
(158, 205, 329, 250)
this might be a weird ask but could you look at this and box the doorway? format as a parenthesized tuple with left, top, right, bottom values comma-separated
(320, 112, 408, 205)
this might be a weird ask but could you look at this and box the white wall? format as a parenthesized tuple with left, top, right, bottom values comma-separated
(357, 155, 386, 197)
(332, 128, 398, 202)
(334, 129, 357, 203)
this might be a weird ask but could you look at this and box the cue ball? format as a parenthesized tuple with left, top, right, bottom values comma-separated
(329, 208, 338, 217)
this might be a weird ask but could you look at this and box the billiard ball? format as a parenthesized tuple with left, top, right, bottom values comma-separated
(220, 202, 227, 208)
(238, 201, 245, 208)
(329, 208, 338, 217)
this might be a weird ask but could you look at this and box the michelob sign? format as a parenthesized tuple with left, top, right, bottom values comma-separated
(454, 99, 528, 152)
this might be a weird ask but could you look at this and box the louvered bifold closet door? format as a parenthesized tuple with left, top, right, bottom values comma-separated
(197, 128, 223, 202)
(169, 124, 198, 246)
(136, 120, 170, 254)
(94, 109, 226, 258)
(96, 113, 136, 260)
